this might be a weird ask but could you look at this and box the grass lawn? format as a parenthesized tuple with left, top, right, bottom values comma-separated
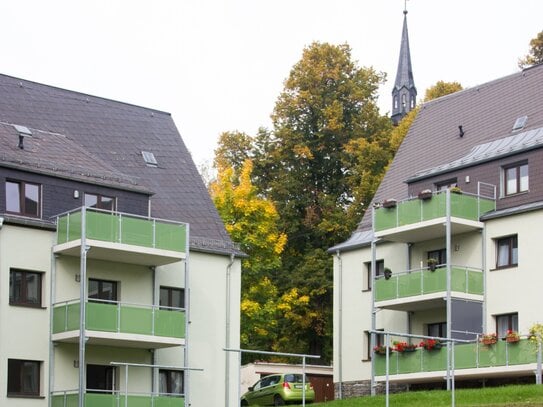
(312, 384, 543, 406)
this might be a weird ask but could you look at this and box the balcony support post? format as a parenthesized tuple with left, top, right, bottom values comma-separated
(537, 340, 542, 385)
(446, 189, 452, 391)
(78, 206, 89, 407)
(184, 224, 191, 407)
(370, 214, 377, 397)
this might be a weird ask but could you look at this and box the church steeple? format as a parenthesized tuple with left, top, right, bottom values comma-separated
(391, 7, 417, 125)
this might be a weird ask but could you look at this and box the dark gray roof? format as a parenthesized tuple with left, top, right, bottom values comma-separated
(335, 63, 543, 251)
(0, 122, 149, 193)
(0, 74, 238, 254)
(407, 126, 543, 182)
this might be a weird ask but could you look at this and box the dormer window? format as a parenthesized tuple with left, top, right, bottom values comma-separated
(84, 193, 115, 211)
(5, 180, 41, 217)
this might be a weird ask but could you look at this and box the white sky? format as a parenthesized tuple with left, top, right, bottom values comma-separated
(1, 1, 542, 166)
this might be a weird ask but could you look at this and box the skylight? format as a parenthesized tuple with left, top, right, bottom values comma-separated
(141, 151, 158, 167)
(512, 115, 528, 132)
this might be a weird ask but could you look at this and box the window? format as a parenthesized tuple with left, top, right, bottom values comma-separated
(503, 163, 528, 196)
(7, 359, 40, 397)
(87, 365, 116, 393)
(5, 180, 40, 217)
(496, 235, 518, 268)
(160, 286, 185, 309)
(159, 370, 184, 396)
(364, 260, 384, 291)
(88, 279, 118, 302)
(496, 313, 518, 338)
(427, 249, 446, 267)
(427, 322, 447, 338)
(435, 179, 457, 192)
(9, 269, 42, 307)
(84, 193, 115, 211)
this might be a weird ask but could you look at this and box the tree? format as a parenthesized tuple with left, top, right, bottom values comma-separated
(209, 159, 287, 357)
(518, 31, 543, 69)
(423, 81, 463, 102)
(253, 42, 391, 360)
(213, 131, 254, 176)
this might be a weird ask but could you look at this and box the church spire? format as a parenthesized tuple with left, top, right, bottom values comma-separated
(391, 6, 417, 125)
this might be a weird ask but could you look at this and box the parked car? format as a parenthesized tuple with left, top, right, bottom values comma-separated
(241, 373, 315, 405)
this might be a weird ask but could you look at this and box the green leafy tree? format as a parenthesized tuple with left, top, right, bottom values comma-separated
(518, 31, 543, 69)
(209, 159, 287, 357)
(213, 131, 254, 177)
(423, 81, 463, 102)
(253, 42, 391, 360)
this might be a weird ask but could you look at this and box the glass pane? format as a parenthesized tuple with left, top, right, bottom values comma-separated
(497, 240, 510, 267)
(512, 314, 519, 331)
(497, 316, 509, 338)
(511, 237, 518, 265)
(25, 273, 39, 304)
(171, 371, 183, 394)
(24, 183, 39, 216)
(22, 361, 39, 394)
(101, 281, 117, 301)
(88, 280, 99, 299)
(9, 271, 22, 303)
(6, 181, 21, 213)
(520, 164, 529, 191)
(506, 167, 517, 194)
(171, 289, 183, 308)
(84, 194, 98, 208)
(159, 371, 168, 394)
(100, 196, 114, 211)
(160, 288, 169, 307)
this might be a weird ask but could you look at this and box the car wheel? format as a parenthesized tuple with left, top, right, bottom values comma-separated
(273, 395, 285, 406)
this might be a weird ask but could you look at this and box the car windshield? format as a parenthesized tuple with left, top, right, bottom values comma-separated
(284, 374, 306, 383)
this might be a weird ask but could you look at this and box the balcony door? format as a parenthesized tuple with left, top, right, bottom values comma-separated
(87, 364, 116, 394)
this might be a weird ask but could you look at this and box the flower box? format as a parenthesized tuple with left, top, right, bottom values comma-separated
(418, 189, 433, 200)
(506, 330, 520, 343)
(419, 339, 442, 351)
(382, 199, 397, 208)
(393, 341, 418, 353)
(481, 333, 497, 345)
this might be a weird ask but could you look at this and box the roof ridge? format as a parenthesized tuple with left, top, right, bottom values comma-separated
(0, 73, 172, 116)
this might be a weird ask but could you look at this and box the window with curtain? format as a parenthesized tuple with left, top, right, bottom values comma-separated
(496, 235, 518, 268)
(496, 313, 518, 338)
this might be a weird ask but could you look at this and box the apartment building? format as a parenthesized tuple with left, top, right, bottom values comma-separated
(331, 63, 543, 397)
(0, 74, 242, 406)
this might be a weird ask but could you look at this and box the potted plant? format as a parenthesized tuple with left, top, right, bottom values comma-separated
(393, 341, 418, 353)
(382, 198, 397, 208)
(505, 330, 520, 343)
(418, 189, 433, 200)
(419, 339, 442, 351)
(481, 333, 498, 345)
(427, 258, 438, 272)
(449, 186, 462, 194)
(384, 267, 392, 280)
(373, 345, 389, 355)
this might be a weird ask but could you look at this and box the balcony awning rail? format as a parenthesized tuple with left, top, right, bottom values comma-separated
(375, 265, 483, 280)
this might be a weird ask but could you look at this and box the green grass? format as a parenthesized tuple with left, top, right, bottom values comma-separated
(312, 384, 543, 406)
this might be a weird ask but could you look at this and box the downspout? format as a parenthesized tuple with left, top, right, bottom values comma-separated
(151, 266, 156, 395)
(224, 253, 235, 407)
(445, 189, 452, 391)
(335, 250, 343, 400)
(79, 207, 89, 407)
(183, 224, 190, 407)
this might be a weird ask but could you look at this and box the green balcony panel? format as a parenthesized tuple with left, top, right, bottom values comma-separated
(397, 199, 422, 227)
(56, 209, 186, 253)
(374, 193, 495, 232)
(53, 302, 185, 339)
(86, 302, 118, 332)
(375, 267, 483, 303)
(120, 305, 154, 335)
(53, 303, 81, 333)
(51, 393, 78, 407)
(155, 309, 185, 338)
(374, 340, 537, 377)
(52, 393, 184, 407)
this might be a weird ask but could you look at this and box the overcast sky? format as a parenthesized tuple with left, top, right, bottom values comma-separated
(1, 1, 542, 166)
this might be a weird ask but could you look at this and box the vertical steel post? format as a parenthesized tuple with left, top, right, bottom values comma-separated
(537, 340, 542, 385)
(370, 206, 377, 397)
(446, 189, 452, 391)
(337, 249, 343, 399)
(302, 356, 306, 406)
(78, 207, 88, 407)
(385, 333, 390, 407)
(183, 224, 190, 407)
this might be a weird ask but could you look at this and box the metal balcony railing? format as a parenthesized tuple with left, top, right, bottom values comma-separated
(51, 390, 184, 407)
(374, 191, 495, 232)
(374, 266, 484, 302)
(52, 299, 185, 339)
(55, 207, 187, 253)
(374, 337, 537, 376)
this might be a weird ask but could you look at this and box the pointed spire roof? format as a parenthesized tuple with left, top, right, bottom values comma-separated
(393, 10, 416, 92)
